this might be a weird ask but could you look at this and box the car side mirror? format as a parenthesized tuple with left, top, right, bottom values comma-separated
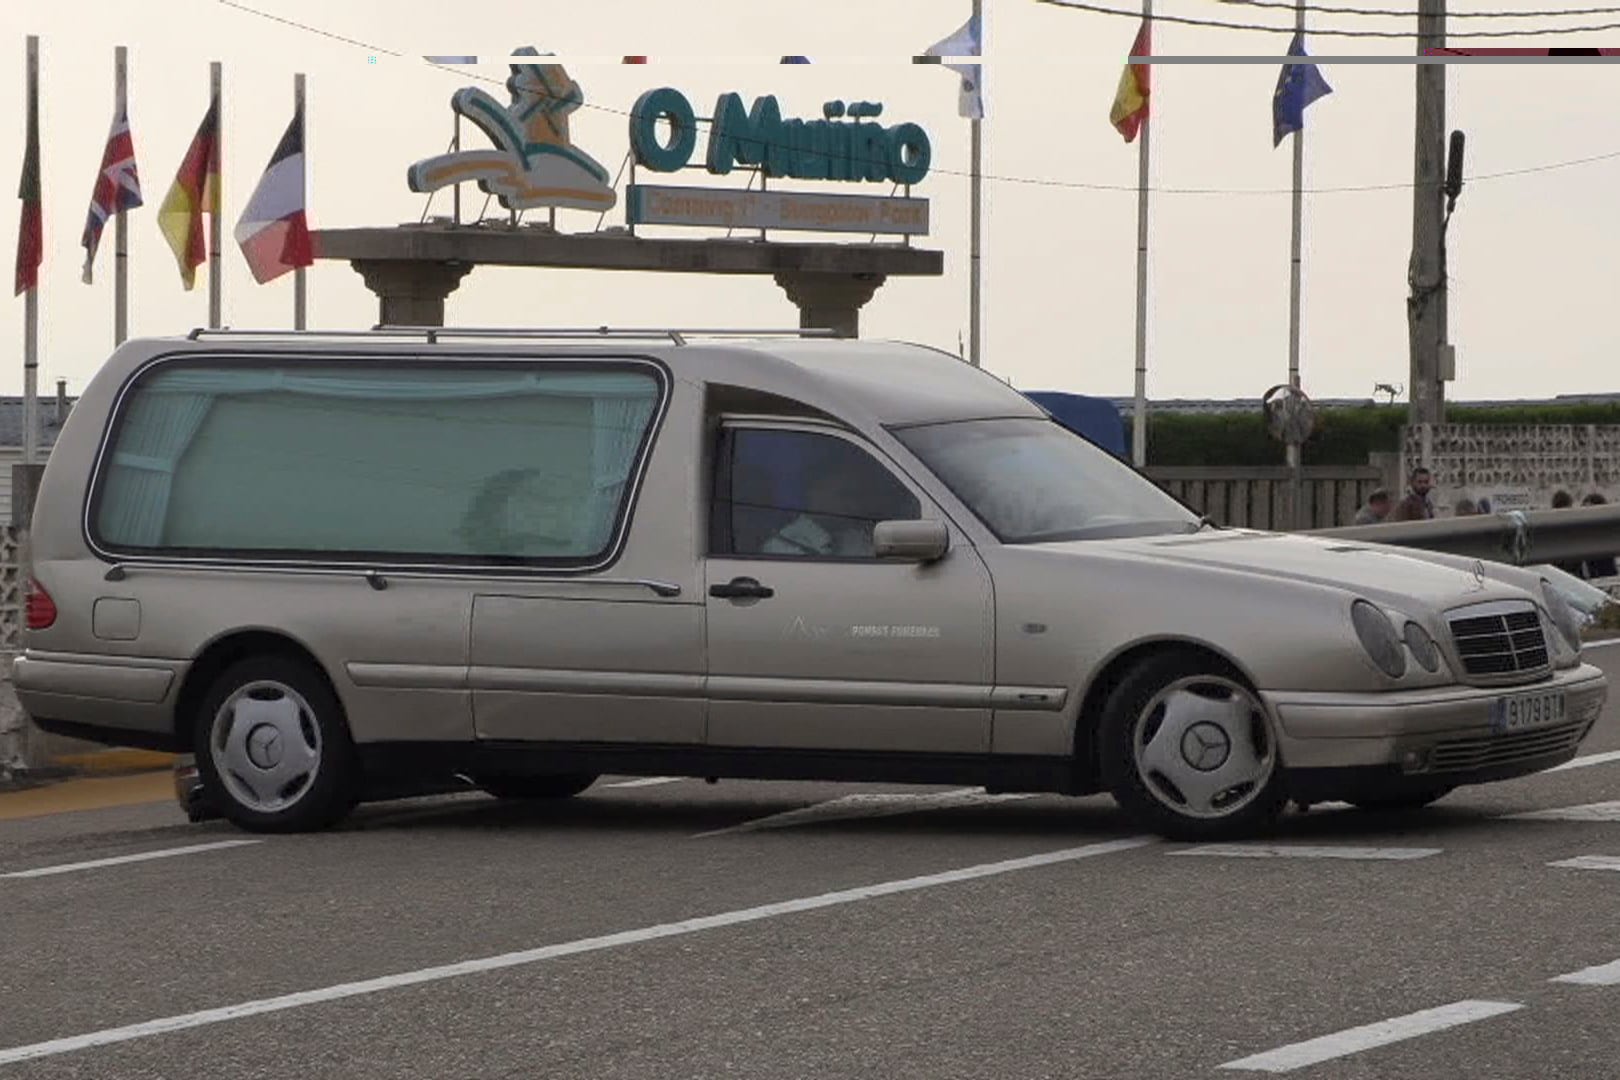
(873, 519, 950, 563)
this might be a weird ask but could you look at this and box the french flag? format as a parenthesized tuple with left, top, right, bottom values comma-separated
(234, 107, 312, 284)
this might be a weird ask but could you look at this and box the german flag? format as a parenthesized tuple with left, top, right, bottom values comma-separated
(158, 95, 220, 290)
(1109, 20, 1152, 143)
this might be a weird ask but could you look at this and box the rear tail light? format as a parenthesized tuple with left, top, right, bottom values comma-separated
(26, 578, 56, 630)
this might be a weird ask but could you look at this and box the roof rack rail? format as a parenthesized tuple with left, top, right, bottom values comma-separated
(185, 326, 840, 346)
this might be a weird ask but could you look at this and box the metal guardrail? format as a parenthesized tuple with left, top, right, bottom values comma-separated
(1305, 503, 1620, 567)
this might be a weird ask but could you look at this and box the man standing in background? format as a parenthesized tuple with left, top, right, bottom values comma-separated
(1392, 467, 1435, 521)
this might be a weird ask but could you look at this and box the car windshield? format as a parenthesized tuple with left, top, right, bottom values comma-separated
(894, 418, 1202, 543)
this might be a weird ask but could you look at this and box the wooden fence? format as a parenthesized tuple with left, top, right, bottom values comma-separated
(1144, 466, 1387, 530)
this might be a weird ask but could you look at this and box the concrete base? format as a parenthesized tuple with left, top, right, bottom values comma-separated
(773, 272, 884, 339)
(315, 225, 941, 335)
(354, 260, 474, 327)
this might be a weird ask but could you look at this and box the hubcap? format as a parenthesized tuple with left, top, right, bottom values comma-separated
(210, 681, 321, 814)
(1132, 676, 1275, 820)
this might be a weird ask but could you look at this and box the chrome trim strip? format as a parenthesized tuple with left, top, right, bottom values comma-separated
(98, 562, 683, 597)
(468, 667, 705, 698)
(705, 677, 994, 709)
(345, 663, 469, 691)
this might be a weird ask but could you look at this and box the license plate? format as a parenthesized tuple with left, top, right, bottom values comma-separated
(1490, 689, 1567, 733)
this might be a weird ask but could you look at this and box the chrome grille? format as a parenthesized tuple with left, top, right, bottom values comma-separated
(1428, 719, 1587, 773)
(1447, 603, 1550, 679)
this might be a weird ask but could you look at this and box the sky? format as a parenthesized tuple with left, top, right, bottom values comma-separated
(2, 0, 1618, 407)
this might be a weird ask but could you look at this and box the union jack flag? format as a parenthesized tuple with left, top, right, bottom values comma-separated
(81, 105, 142, 284)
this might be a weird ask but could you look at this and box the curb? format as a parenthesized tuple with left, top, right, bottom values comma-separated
(0, 749, 174, 794)
(48, 749, 176, 775)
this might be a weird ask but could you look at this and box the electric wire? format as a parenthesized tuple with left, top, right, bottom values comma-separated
(213, 0, 1620, 200)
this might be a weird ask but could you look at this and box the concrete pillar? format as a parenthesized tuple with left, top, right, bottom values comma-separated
(351, 260, 475, 327)
(773, 272, 885, 338)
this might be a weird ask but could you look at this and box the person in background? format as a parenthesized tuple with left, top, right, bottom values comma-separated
(1581, 492, 1618, 580)
(1391, 467, 1435, 521)
(1353, 489, 1392, 525)
(1550, 490, 1584, 577)
(1453, 497, 1479, 516)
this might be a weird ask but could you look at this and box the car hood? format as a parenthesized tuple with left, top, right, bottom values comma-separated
(1031, 528, 1535, 617)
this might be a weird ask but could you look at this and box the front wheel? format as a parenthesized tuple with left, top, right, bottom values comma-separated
(193, 654, 360, 833)
(1099, 652, 1288, 841)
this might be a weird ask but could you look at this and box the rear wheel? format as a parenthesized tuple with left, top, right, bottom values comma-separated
(193, 654, 360, 833)
(1099, 651, 1287, 841)
(478, 774, 598, 800)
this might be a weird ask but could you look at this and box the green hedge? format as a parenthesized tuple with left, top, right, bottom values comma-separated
(1135, 403, 1620, 467)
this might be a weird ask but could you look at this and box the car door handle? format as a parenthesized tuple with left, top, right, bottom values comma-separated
(709, 576, 775, 600)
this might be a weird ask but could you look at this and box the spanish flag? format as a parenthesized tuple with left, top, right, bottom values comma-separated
(1109, 20, 1151, 143)
(158, 96, 220, 290)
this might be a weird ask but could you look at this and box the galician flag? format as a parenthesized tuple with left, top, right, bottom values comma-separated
(921, 12, 984, 119)
(81, 104, 143, 284)
(1109, 19, 1151, 142)
(157, 95, 220, 290)
(234, 106, 311, 284)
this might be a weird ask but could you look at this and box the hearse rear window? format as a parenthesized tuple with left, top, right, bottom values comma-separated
(89, 359, 664, 565)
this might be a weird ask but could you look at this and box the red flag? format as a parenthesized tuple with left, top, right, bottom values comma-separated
(1110, 20, 1151, 143)
(15, 52, 41, 295)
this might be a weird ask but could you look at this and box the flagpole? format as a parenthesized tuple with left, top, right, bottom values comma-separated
(1286, 1, 1305, 525)
(968, 0, 983, 368)
(22, 36, 40, 469)
(208, 60, 222, 330)
(294, 72, 307, 330)
(1131, 0, 1152, 469)
(114, 45, 129, 346)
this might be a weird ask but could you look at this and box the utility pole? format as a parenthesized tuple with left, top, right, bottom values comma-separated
(1407, 0, 1447, 428)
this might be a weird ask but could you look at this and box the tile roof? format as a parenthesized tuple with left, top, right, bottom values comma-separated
(0, 395, 76, 450)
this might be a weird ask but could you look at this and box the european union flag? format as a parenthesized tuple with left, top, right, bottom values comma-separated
(1273, 33, 1332, 147)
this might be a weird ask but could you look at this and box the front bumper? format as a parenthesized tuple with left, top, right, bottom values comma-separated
(1264, 662, 1608, 796)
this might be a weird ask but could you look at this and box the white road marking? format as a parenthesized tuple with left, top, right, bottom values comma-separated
(1505, 801, 1620, 822)
(1, 840, 262, 880)
(0, 836, 1155, 1066)
(1552, 957, 1620, 986)
(602, 777, 685, 789)
(1581, 638, 1620, 649)
(1170, 844, 1441, 861)
(1549, 855, 1620, 873)
(692, 787, 1038, 838)
(1549, 749, 1620, 773)
(1217, 1000, 1525, 1073)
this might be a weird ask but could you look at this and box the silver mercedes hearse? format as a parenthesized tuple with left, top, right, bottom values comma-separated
(14, 328, 1608, 840)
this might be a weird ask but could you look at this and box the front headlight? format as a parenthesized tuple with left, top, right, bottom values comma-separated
(1352, 600, 1406, 678)
(1540, 578, 1585, 652)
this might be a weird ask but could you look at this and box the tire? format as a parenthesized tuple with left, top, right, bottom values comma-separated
(1098, 651, 1288, 841)
(478, 773, 598, 800)
(1348, 787, 1454, 812)
(192, 654, 360, 833)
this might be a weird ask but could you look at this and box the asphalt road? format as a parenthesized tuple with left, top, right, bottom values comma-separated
(4, 647, 1620, 1079)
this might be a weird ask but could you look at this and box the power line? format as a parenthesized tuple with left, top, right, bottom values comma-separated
(210, 0, 1620, 197)
(1040, 0, 1620, 36)
(1212, 0, 1620, 19)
